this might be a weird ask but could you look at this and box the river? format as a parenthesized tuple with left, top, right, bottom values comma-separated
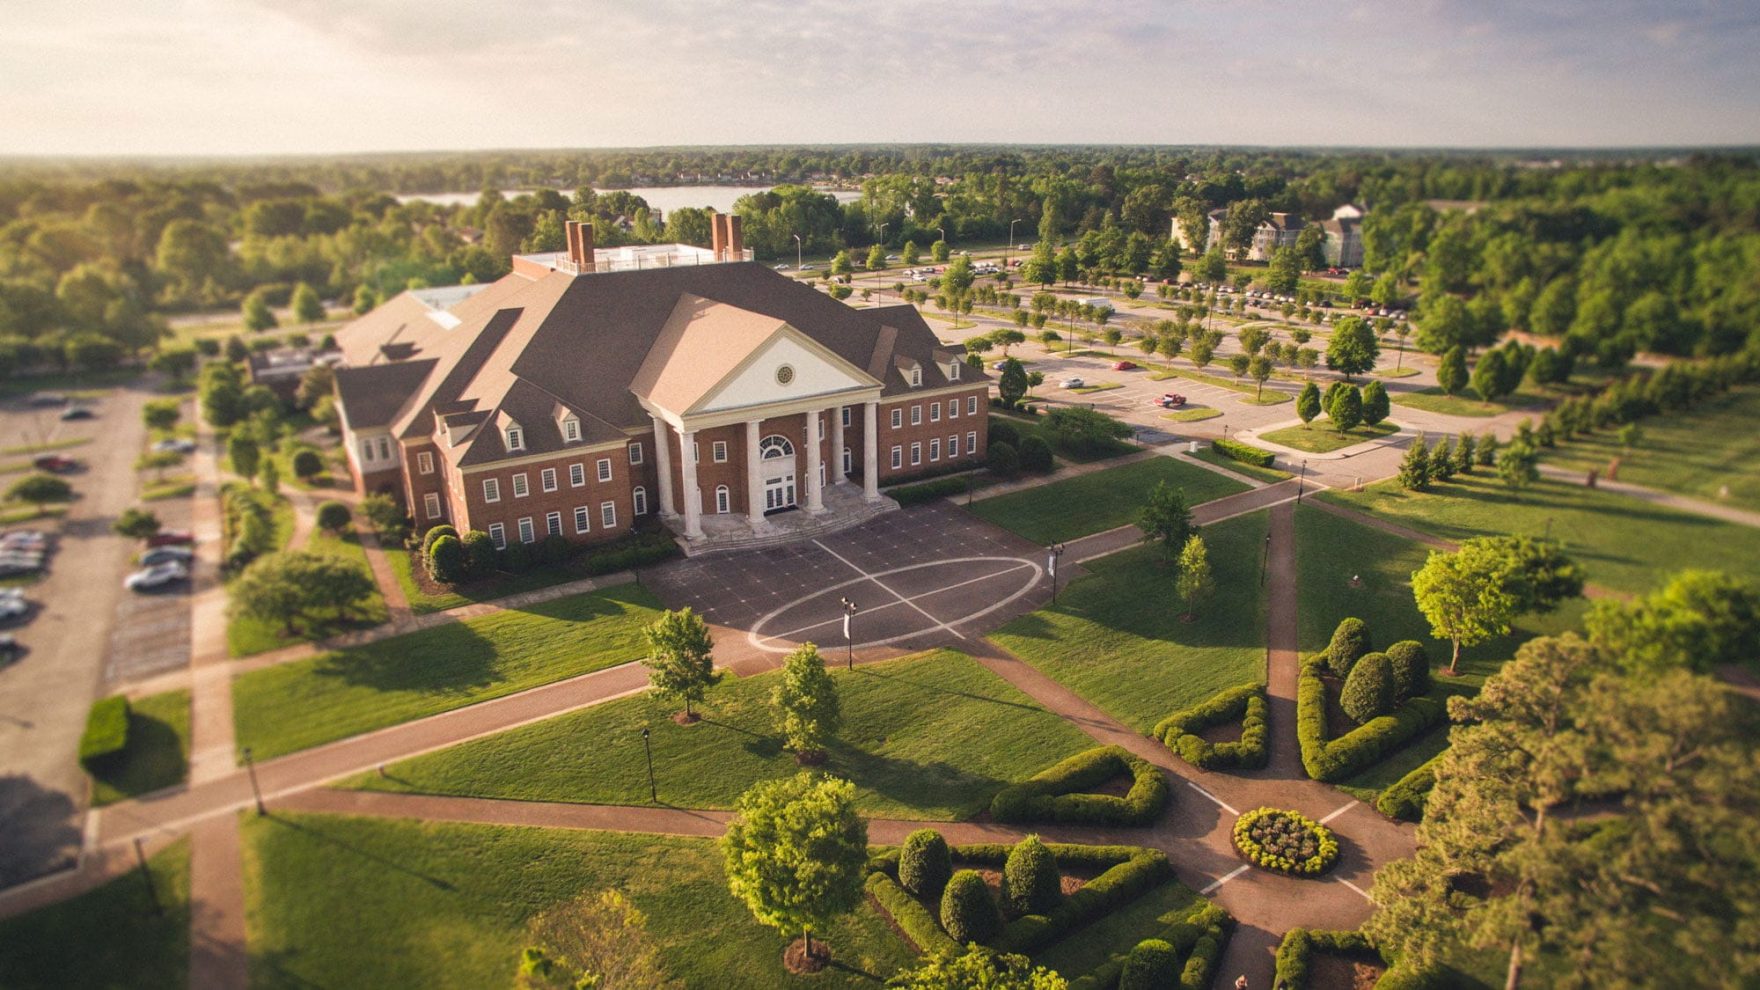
(394, 185, 860, 213)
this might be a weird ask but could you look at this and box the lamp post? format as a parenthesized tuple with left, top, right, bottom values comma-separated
(242, 746, 265, 816)
(793, 233, 803, 271)
(1007, 219, 1022, 269)
(1047, 542, 1066, 605)
(134, 837, 160, 916)
(1297, 460, 1308, 504)
(641, 727, 656, 802)
(936, 226, 946, 256)
(840, 596, 859, 670)
(1261, 532, 1271, 587)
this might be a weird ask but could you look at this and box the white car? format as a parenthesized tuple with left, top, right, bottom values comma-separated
(125, 561, 188, 591)
(152, 438, 197, 454)
(0, 592, 29, 623)
(140, 546, 195, 567)
(1059, 377, 1085, 389)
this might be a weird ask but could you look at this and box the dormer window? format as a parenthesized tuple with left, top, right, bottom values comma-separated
(948, 361, 961, 381)
(910, 366, 922, 387)
(505, 426, 524, 451)
(562, 417, 581, 443)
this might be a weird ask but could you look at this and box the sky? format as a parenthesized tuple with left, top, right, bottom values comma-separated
(3, 0, 1758, 156)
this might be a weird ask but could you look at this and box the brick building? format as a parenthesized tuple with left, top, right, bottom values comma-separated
(332, 215, 989, 552)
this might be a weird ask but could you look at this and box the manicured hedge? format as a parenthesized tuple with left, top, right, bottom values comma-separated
(864, 872, 959, 956)
(1152, 682, 1268, 771)
(1212, 437, 1276, 468)
(1068, 902, 1232, 990)
(78, 695, 130, 770)
(1273, 928, 1449, 990)
(989, 745, 1169, 826)
(888, 474, 972, 507)
(578, 531, 678, 575)
(1117, 938, 1177, 990)
(993, 845, 1174, 955)
(1375, 752, 1443, 821)
(1232, 807, 1339, 876)
(1297, 656, 1448, 783)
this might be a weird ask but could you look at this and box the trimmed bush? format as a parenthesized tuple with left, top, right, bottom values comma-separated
(1385, 640, 1431, 702)
(864, 873, 958, 956)
(460, 530, 498, 579)
(1376, 753, 1443, 822)
(888, 475, 970, 507)
(1018, 434, 1055, 473)
(78, 696, 130, 771)
(988, 420, 1021, 448)
(940, 869, 1002, 945)
(1274, 928, 1376, 990)
(1212, 437, 1276, 467)
(536, 534, 571, 566)
(989, 745, 1168, 826)
(1341, 651, 1395, 724)
(425, 534, 466, 584)
(1003, 836, 1061, 916)
(1298, 656, 1449, 782)
(1325, 617, 1372, 677)
(501, 540, 533, 573)
(987, 440, 1020, 476)
(898, 829, 952, 898)
(1181, 932, 1226, 990)
(290, 448, 324, 479)
(420, 524, 458, 555)
(314, 500, 351, 532)
(1153, 682, 1268, 771)
(578, 530, 678, 576)
(1232, 807, 1339, 876)
(993, 846, 1173, 955)
(1118, 938, 1178, 990)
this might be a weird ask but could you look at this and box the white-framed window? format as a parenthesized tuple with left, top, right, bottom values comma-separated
(930, 438, 941, 461)
(891, 445, 902, 469)
(967, 395, 978, 415)
(600, 501, 617, 529)
(715, 485, 730, 514)
(949, 361, 961, 381)
(377, 437, 391, 460)
(562, 418, 581, 443)
(517, 516, 535, 544)
(505, 426, 524, 451)
(911, 405, 922, 426)
(482, 477, 501, 503)
(540, 467, 557, 493)
(910, 366, 922, 387)
(488, 522, 506, 548)
(949, 434, 960, 457)
(545, 511, 562, 537)
(511, 472, 529, 498)
(569, 462, 585, 487)
(842, 447, 852, 475)
(633, 486, 648, 515)
(949, 398, 959, 419)
(596, 458, 613, 482)
(930, 403, 941, 423)
(417, 451, 434, 474)
(629, 442, 644, 465)
(910, 442, 922, 466)
(573, 506, 591, 534)
(841, 406, 851, 428)
(712, 440, 728, 463)
(692, 441, 699, 464)
(967, 430, 977, 453)
(891, 408, 903, 429)
(423, 492, 441, 519)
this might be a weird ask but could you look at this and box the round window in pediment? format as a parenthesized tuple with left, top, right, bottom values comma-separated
(776, 364, 796, 386)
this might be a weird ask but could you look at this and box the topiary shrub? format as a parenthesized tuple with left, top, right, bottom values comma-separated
(290, 448, 324, 479)
(1325, 617, 1372, 677)
(1018, 435, 1054, 473)
(315, 500, 351, 532)
(1212, 437, 1277, 467)
(898, 829, 952, 898)
(78, 696, 130, 771)
(989, 745, 1167, 826)
(1385, 640, 1431, 702)
(1181, 932, 1227, 990)
(1153, 682, 1269, 771)
(1003, 835, 1061, 916)
(1375, 754, 1442, 822)
(1232, 808, 1339, 876)
(987, 440, 1020, 477)
(1298, 656, 1450, 782)
(988, 420, 1021, 449)
(460, 530, 498, 579)
(1341, 652, 1395, 724)
(1118, 938, 1179, 990)
(426, 534, 466, 584)
(421, 524, 458, 555)
(940, 869, 1001, 945)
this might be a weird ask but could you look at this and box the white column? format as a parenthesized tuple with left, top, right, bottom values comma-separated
(745, 419, 766, 529)
(863, 401, 880, 501)
(831, 405, 847, 484)
(804, 412, 825, 513)
(651, 417, 675, 517)
(676, 426, 703, 539)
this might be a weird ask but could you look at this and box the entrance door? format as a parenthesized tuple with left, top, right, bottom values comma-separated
(764, 474, 796, 512)
(759, 434, 798, 514)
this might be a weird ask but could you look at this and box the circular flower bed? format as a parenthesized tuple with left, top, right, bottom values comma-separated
(1232, 807, 1339, 876)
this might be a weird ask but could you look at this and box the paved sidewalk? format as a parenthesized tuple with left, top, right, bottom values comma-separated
(1064, 477, 1311, 564)
(1539, 463, 1760, 529)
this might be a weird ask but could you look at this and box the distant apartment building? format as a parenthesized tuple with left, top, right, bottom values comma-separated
(1172, 204, 1364, 267)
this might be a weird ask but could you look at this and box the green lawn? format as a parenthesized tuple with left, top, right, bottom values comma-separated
(990, 413, 1133, 465)
(1187, 446, 1293, 484)
(227, 525, 390, 658)
(1259, 421, 1399, 454)
(242, 814, 913, 990)
(345, 650, 1093, 821)
(1388, 385, 1545, 418)
(1539, 387, 1760, 513)
(232, 583, 663, 759)
(1374, 366, 1422, 378)
(1068, 381, 1122, 394)
(90, 689, 191, 806)
(0, 838, 189, 989)
(1235, 391, 1294, 406)
(0, 436, 94, 457)
(968, 456, 1249, 544)
(990, 513, 1270, 731)
(1034, 881, 1207, 978)
(1149, 367, 1290, 403)
(142, 476, 196, 501)
(1316, 474, 1760, 595)
(1164, 406, 1222, 422)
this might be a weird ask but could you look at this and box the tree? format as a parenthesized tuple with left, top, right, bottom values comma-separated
(136, 450, 183, 480)
(1585, 569, 1760, 676)
(258, 456, 280, 495)
(1471, 348, 1507, 402)
(865, 244, 886, 272)
(516, 889, 679, 990)
(1003, 835, 1061, 915)
(642, 607, 718, 719)
(1238, 325, 1270, 356)
(291, 282, 324, 324)
(360, 492, 407, 538)
(1436, 345, 1468, 396)
(228, 550, 376, 636)
(290, 448, 324, 480)
(242, 289, 277, 333)
(295, 364, 334, 411)
(1138, 482, 1196, 558)
(7, 473, 72, 511)
(1296, 381, 1321, 424)
(887, 948, 1068, 990)
(932, 239, 950, 263)
(1330, 385, 1363, 433)
(1174, 534, 1213, 620)
(771, 643, 840, 761)
(1325, 316, 1378, 379)
(1340, 651, 1395, 723)
(1454, 432, 1477, 474)
(142, 399, 181, 432)
(901, 240, 920, 265)
(112, 507, 161, 540)
(315, 500, 350, 532)
(997, 357, 1029, 407)
(829, 250, 852, 277)
(1361, 379, 1390, 425)
(1398, 434, 1431, 490)
(1248, 354, 1273, 400)
(1497, 439, 1539, 490)
(352, 284, 378, 315)
(1042, 406, 1131, 456)
(721, 773, 868, 968)
(226, 433, 260, 483)
(1412, 542, 1521, 675)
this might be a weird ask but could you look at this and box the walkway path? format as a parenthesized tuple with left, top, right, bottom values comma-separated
(1539, 463, 1760, 530)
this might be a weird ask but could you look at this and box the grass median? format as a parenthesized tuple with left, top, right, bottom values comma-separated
(967, 455, 1248, 544)
(0, 838, 189, 989)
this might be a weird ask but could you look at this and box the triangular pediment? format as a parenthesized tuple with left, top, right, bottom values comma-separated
(695, 325, 878, 414)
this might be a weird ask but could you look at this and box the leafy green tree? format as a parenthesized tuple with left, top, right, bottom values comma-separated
(1248, 354, 1273, 400)
(1138, 482, 1196, 559)
(228, 550, 376, 636)
(1454, 432, 1476, 474)
(242, 289, 277, 333)
(315, 500, 350, 532)
(931, 240, 950, 263)
(829, 250, 852, 277)
(1471, 348, 1507, 401)
(722, 773, 868, 966)
(258, 456, 280, 495)
(997, 357, 1029, 408)
(900, 240, 920, 265)
(1055, 246, 1080, 284)
(1585, 570, 1760, 676)
(1498, 439, 1539, 490)
(142, 399, 181, 432)
(1436, 345, 1468, 396)
(136, 449, 183, 481)
(1196, 251, 1227, 284)
(771, 643, 840, 760)
(352, 284, 378, 315)
(1331, 385, 1363, 433)
(290, 449, 323, 481)
(291, 282, 324, 324)
(148, 347, 196, 379)
(360, 492, 407, 538)
(427, 534, 467, 584)
(1398, 434, 1431, 491)
(1325, 316, 1378, 379)
(112, 507, 161, 540)
(1238, 325, 1270, 356)
(642, 607, 718, 719)
(865, 244, 886, 272)
(1360, 380, 1390, 425)
(1296, 382, 1321, 424)
(1042, 406, 1130, 456)
(886, 948, 1068, 990)
(7, 473, 73, 511)
(1412, 542, 1521, 674)
(227, 433, 260, 483)
(1175, 534, 1214, 620)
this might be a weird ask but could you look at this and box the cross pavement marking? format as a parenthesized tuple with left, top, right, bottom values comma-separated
(756, 563, 1035, 644)
(1184, 780, 1239, 816)
(1319, 800, 1357, 824)
(1338, 877, 1374, 902)
(1201, 864, 1251, 895)
(812, 540, 968, 640)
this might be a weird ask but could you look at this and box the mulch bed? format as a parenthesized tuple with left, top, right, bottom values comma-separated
(783, 936, 831, 974)
(1310, 951, 1385, 990)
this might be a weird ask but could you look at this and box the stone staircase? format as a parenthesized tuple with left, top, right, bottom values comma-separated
(672, 483, 899, 556)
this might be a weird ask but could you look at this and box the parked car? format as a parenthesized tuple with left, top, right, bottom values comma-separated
(0, 634, 20, 665)
(991, 360, 1009, 371)
(125, 560, 189, 591)
(31, 455, 79, 473)
(0, 591, 30, 623)
(1058, 377, 1085, 389)
(1112, 361, 1137, 371)
(0, 558, 42, 577)
(139, 545, 194, 567)
(772, 264, 790, 271)
(1157, 393, 1187, 408)
(145, 530, 195, 547)
(152, 438, 197, 454)
(60, 405, 95, 421)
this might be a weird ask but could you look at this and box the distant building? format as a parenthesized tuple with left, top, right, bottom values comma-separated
(1318, 204, 1365, 268)
(246, 346, 343, 401)
(1172, 203, 1365, 267)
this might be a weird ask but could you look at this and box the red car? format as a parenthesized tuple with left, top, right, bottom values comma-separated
(1156, 393, 1187, 408)
(31, 455, 79, 473)
(146, 530, 196, 547)
(1112, 360, 1138, 371)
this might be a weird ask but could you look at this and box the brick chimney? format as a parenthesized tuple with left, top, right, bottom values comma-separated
(710, 212, 727, 260)
(726, 214, 743, 259)
(566, 220, 596, 270)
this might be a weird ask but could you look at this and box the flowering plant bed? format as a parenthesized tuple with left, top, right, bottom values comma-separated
(1231, 807, 1339, 876)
